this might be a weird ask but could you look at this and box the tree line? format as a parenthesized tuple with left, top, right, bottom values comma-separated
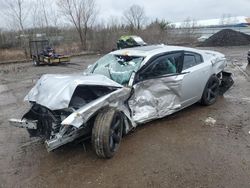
(0, 0, 199, 58)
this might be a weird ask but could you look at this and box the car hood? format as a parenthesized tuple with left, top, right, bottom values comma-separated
(24, 74, 123, 110)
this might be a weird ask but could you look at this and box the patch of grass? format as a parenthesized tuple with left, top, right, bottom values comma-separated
(0, 49, 26, 62)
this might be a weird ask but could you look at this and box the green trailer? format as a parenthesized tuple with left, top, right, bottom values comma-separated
(117, 35, 147, 49)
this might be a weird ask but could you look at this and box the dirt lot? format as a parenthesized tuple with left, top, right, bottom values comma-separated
(0, 46, 250, 188)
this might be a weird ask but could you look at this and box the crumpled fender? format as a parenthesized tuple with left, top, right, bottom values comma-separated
(61, 87, 133, 128)
(24, 74, 123, 110)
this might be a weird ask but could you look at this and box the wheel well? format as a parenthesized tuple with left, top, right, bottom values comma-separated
(88, 107, 131, 136)
(200, 74, 219, 98)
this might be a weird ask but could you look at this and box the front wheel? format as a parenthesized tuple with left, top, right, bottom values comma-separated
(201, 75, 220, 106)
(92, 108, 123, 158)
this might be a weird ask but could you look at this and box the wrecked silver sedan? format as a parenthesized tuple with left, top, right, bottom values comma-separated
(9, 45, 234, 158)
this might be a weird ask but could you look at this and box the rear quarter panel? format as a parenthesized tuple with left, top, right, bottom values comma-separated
(202, 50, 227, 74)
(181, 50, 226, 107)
(181, 60, 212, 107)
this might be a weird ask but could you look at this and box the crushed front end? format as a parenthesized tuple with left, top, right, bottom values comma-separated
(9, 103, 93, 151)
(8, 73, 131, 151)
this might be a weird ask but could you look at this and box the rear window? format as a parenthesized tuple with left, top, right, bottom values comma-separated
(194, 54, 203, 64)
(183, 55, 196, 70)
(183, 53, 203, 70)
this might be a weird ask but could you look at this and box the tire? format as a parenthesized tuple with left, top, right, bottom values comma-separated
(201, 75, 220, 106)
(92, 108, 123, 158)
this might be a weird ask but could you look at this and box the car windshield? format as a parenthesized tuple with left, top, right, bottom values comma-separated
(90, 54, 144, 85)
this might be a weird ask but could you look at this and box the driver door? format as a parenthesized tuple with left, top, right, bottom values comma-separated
(128, 52, 186, 124)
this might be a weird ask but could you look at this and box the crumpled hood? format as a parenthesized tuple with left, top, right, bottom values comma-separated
(25, 74, 123, 110)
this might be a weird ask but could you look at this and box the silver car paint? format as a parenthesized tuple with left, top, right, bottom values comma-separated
(9, 45, 229, 151)
(24, 74, 122, 110)
(61, 87, 134, 129)
(129, 75, 184, 123)
(23, 49, 226, 126)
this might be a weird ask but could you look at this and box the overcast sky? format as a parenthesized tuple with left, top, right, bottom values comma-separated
(0, 0, 249, 29)
(97, 0, 250, 21)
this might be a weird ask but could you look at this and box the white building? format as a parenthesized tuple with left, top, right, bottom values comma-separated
(172, 16, 250, 28)
(170, 16, 250, 39)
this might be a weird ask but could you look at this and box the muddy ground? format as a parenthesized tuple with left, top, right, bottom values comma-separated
(0, 46, 250, 188)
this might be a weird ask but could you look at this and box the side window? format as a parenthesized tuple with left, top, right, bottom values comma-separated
(151, 57, 177, 76)
(139, 52, 182, 80)
(183, 55, 196, 70)
(183, 53, 203, 70)
(194, 54, 203, 64)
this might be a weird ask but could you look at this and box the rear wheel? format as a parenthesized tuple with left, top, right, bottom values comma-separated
(92, 108, 123, 158)
(201, 75, 220, 106)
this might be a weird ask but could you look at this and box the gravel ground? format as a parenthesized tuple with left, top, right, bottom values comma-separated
(0, 46, 250, 188)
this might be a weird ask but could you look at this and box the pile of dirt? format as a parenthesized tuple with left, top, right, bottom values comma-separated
(200, 29, 250, 47)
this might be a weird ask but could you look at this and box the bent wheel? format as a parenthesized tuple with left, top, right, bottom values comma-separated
(201, 75, 220, 106)
(92, 109, 123, 158)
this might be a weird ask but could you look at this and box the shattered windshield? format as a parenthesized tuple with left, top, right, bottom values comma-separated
(90, 54, 144, 85)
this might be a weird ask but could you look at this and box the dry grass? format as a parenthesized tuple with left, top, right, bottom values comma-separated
(0, 49, 26, 62)
(0, 43, 82, 62)
(0, 28, 198, 62)
(55, 42, 82, 55)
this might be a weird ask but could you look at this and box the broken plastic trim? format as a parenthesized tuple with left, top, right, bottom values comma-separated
(9, 119, 37, 129)
(219, 71, 234, 95)
(61, 87, 132, 128)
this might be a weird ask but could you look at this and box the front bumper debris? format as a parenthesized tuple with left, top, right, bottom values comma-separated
(9, 119, 37, 129)
(219, 71, 234, 95)
(45, 126, 89, 152)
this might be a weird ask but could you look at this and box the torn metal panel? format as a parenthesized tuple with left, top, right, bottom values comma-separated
(45, 125, 89, 152)
(25, 74, 122, 110)
(129, 75, 184, 124)
(62, 87, 132, 128)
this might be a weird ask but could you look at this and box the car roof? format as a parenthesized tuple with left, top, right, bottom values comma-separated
(111, 45, 204, 57)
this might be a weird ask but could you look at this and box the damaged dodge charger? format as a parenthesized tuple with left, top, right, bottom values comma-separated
(9, 45, 234, 158)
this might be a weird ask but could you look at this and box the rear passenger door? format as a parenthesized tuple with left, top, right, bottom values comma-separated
(180, 52, 211, 107)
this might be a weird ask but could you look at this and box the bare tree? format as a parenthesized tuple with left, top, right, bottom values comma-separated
(123, 4, 146, 31)
(3, 0, 30, 57)
(3, 0, 29, 32)
(32, 0, 60, 38)
(57, 0, 97, 49)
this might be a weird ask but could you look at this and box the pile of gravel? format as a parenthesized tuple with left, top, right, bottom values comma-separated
(200, 29, 250, 47)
